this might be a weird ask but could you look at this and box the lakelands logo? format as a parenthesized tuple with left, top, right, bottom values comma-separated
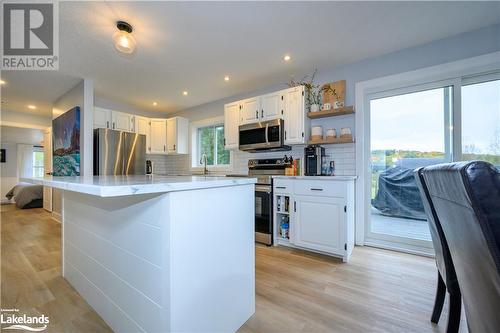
(1, 309, 49, 331)
(1, 1, 59, 70)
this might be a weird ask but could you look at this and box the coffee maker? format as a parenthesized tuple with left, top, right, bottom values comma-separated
(304, 145, 325, 176)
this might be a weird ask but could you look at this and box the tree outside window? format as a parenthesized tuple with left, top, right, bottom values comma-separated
(197, 125, 230, 166)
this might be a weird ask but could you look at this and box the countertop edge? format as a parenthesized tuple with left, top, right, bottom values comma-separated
(272, 175, 357, 180)
(20, 177, 257, 197)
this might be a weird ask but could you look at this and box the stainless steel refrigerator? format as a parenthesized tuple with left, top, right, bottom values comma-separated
(93, 128, 146, 175)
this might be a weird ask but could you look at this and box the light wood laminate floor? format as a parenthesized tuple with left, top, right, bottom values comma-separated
(1, 205, 467, 332)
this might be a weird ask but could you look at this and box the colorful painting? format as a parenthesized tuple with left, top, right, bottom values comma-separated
(53, 106, 80, 176)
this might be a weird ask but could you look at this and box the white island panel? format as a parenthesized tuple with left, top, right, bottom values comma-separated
(53, 179, 255, 333)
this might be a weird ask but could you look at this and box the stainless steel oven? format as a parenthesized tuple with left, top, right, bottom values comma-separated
(239, 119, 290, 152)
(248, 157, 290, 245)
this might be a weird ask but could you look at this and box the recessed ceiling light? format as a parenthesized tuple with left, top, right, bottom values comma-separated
(0, 80, 5, 85)
(28, 105, 36, 110)
(224, 75, 230, 82)
(152, 102, 158, 106)
(113, 21, 136, 54)
(182, 91, 188, 96)
(284, 55, 291, 61)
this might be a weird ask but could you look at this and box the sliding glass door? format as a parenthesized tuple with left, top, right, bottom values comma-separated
(366, 84, 453, 253)
(365, 72, 499, 254)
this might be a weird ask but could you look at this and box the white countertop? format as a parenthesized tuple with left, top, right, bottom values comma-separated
(21, 175, 257, 197)
(273, 175, 357, 181)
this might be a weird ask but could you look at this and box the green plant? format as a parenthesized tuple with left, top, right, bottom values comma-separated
(287, 69, 339, 107)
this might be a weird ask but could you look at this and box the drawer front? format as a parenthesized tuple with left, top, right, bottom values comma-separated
(273, 179, 293, 194)
(294, 180, 347, 198)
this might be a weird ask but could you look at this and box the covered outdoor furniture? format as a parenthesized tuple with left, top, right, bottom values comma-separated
(421, 161, 500, 332)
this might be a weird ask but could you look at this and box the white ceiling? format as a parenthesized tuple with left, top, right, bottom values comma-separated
(1, 1, 499, 117)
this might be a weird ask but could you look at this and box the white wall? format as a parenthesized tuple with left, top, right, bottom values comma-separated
(0, 109, 52, 129)
(53, 79, 94, 176)
(164, 24, 500, 176)
(0, 126, 44, 198)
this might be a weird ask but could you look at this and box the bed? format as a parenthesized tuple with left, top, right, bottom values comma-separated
(5, 182, 43, 209)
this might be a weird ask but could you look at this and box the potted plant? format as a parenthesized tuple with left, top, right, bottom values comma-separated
(287, 69, 321, 112)
(287, 70, 340, 112)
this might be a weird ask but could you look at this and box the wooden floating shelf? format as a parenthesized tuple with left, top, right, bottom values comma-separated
(307, 106, 355, 119)
(308, 135, 354, 145)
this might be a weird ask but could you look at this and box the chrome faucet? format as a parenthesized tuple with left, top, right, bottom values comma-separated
(201, 153, 208, 175)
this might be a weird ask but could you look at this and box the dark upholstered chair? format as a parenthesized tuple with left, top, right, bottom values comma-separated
(415, 167, 461, 332)
(421, 161, 500, 332)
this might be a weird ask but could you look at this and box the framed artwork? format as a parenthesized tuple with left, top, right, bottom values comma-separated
(52, 106, 80, 176)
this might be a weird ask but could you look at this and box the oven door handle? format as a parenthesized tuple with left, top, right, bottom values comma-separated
(255, 185, 272, 193)
(265, 123, 269, 145)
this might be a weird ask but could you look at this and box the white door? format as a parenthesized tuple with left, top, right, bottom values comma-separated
(284, 86, 305, 144)
(224, 102, 240, 149)
(240, 97, 261, 124)
(135, 116, 150, 154)
(94, 107, 111, 129)
(43, 128, 52, 212)
(112, 111, 132, 132)
(150, 119, 167, 154)
(293, 195, 345, 255)
(166, 118, 177, 153)
(261, 92, 281, 120)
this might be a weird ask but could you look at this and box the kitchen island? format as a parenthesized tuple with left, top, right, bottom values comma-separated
(22, 175, 256, 333)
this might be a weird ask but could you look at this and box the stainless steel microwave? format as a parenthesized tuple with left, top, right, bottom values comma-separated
(239, 119, 290, 152)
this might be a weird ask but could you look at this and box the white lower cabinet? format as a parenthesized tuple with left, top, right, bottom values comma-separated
(294, 195, 345, 255)
(274, 178, 355, 262)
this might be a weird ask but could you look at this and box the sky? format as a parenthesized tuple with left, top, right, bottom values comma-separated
(370, 79, 500, 154)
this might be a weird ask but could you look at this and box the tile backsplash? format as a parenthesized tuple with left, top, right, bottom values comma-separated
(148, 143, 356, 176)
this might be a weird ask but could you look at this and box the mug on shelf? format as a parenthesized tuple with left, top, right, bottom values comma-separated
(326, 129, 336, 138)
(322, 103, 332, 111)
(340, 127, 352, 136)
(311, 126, 323, 137)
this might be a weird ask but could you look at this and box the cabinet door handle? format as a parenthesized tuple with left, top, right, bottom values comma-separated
(173, 144, 176, 151)
(310, 188, 323, 191)
(163, 145, 166, 152)
(256, 110, 259, 119)
(294, 201, 296, 212)
(106, 121, 109, 128)
(261, 109, 264, 118)
(276, 186, 286, 189)
(113, 122, 115, 129)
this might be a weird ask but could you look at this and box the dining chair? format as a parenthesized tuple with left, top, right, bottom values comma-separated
(415, 167, 461, 332)
(421, 161, 500, 332)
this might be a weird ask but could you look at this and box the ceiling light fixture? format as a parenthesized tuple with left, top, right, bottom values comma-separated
(113, 21, 136, 54)
(224, 75, 230, 82)
(182, 91, 188, 96)
(284, 55, 291, 61)
(0, 80, 5, 85)
(28, 105, 36, 110)
(152, 102, 158, 106)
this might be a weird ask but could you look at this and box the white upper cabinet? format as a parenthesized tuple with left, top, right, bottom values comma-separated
(283, 86, 307, 145)
(240, 97, 261, 125)
(93, 107, 112, 129)
(260, 91, 282, 121)
(166, 117, 189, 155)
(112, 111, 134, 132)
(134, 116, 151, 154)
(150, 118, 167, 155)
(224, 102, 240, 150)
